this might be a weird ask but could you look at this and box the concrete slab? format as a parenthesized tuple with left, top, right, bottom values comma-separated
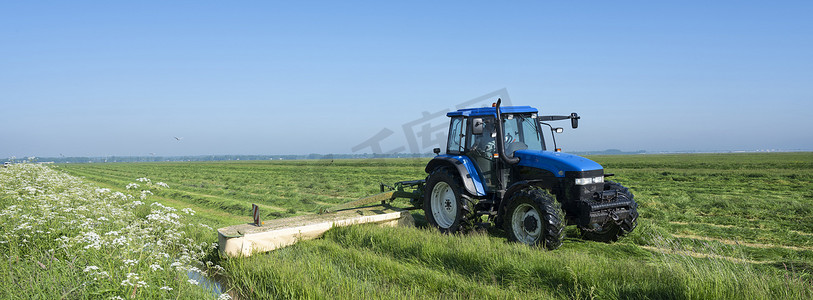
(217, 205, 414, 257)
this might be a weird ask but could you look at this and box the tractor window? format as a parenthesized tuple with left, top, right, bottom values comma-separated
(447, 117, 466, 154)
(503, 114, 545, 151)
(469, 117, 496, 159)
(520, 115, 544, 151)
(503, 116, 520, 145)
(468, 117, 497, 189)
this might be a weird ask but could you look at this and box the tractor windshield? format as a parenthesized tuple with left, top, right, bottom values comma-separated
(503, 114, 545, 151)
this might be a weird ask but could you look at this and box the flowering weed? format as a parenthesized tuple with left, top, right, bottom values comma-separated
(0, 164, 226, 299)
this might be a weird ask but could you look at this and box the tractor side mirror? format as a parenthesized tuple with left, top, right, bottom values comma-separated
(472, 118, 484, 135)
(570, 113, 580, 129)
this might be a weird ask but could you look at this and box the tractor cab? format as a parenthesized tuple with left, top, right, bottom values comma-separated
(446, 106, 546, 192)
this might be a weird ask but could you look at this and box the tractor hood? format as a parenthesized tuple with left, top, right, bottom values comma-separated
(514, 150, 603, 177)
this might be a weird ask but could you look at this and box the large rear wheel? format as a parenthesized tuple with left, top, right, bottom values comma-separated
(423, 167, 475, 233)
(503, 188, 565, 250)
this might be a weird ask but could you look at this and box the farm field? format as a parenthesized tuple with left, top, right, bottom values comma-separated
(46, 152, 813, 298)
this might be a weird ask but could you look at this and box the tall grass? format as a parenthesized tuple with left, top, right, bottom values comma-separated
(0, 164, 228, 299)
(220, 224, 812, 299)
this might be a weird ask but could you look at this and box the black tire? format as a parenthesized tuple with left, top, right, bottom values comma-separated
(580, 181, 639, 242)
(423, 167, 476, 233)
(502, 187, 565, 250)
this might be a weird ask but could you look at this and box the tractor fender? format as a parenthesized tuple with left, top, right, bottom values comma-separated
(496, 180, 546, 221)
(495, 173, 564, 227)
(424, 155, 487, 196)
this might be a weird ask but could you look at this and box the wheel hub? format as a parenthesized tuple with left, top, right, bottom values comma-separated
(523, 215, 538, 232)
(430, 181, 457, 228)
(511, 203, 542, 244)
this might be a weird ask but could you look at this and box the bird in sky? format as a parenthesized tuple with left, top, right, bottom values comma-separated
(174, 137, 183, 142)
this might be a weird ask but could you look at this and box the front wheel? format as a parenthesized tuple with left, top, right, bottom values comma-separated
(503, 188, 565, 250)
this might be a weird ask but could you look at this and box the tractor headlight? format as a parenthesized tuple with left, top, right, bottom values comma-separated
(574, 176, 605, 185)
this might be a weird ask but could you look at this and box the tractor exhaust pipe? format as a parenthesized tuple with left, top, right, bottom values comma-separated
(495, 98, 520, 165)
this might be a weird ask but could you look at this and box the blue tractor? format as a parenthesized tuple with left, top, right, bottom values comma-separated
(411, 99, 638, 249)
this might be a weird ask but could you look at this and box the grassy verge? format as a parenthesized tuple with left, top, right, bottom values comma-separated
(0, 164, 228, 299)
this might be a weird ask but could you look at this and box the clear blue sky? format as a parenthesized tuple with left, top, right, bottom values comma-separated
(2, 1, 811, 157)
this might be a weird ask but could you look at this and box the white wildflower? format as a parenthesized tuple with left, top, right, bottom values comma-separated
(94, 271, 110, 280)
(160, 286, 173, 291)
(136, 177, 151, 183)
(218, 293, 233, 300)
(126, 183, 139, 190)
(123, 259, 138, 266)
(111, 236, 127, 246)
(150, 202, 176, 212)
(24, 186, 38, 194)
(131, 200, 144, 206)
(181, 207, 195, 215)
(155, 182, 169, 188)
(83, 265, 100, 273)
(80, 232, 102, 250)
(187, 279, 199, 285)
(120, 273, 147, 287)
(149, 264, 163, 271)
(14, 222, 32, 231)
(97, 216, 109, 221)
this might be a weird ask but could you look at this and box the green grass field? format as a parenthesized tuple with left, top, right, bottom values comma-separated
(53, 152, 813, 299)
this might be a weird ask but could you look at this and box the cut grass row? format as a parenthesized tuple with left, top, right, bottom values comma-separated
(57, 159, 429, 219)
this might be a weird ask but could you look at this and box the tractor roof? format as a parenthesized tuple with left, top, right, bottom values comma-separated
(446, 106, 538, 117)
